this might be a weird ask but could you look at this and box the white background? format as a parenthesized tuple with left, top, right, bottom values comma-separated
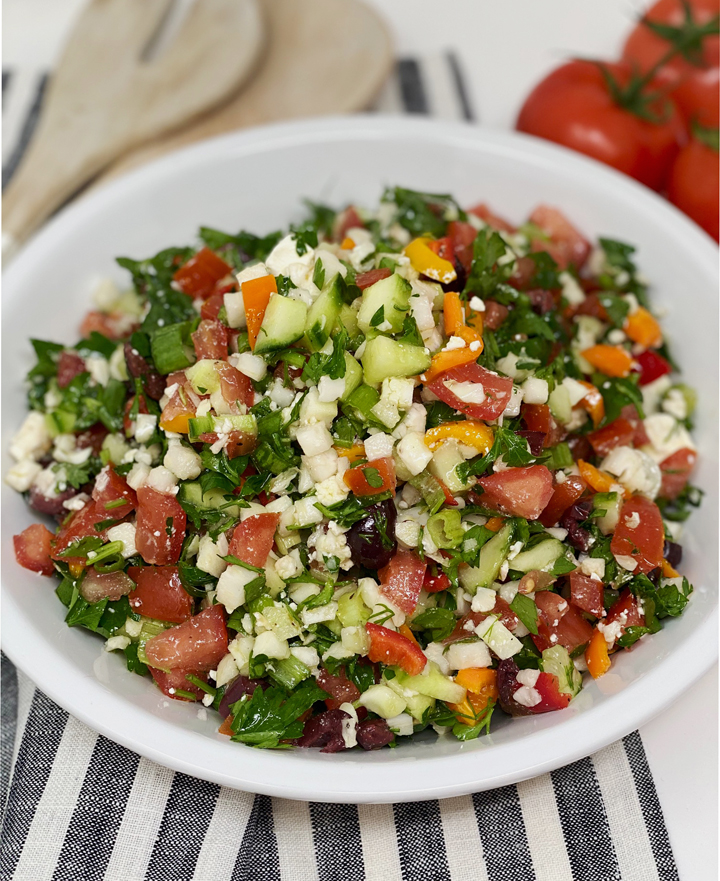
(3, 1, 718, 878)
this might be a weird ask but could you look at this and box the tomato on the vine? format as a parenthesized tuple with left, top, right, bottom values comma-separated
(667, 124, 719, 239)
(516, 60, 686, 190)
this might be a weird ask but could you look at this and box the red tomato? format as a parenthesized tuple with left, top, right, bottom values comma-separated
(378, 548, 427, 614)
(192, 319, 228, 361)
(667, 135, 719, 241)
(502, 667, 571, 715)
(570, 571, 605, 617)
(468, 204, 516, 232)
(344, 457, 396, 497)
(611, 496, 665, 574)
(477, 465, 555, 520)
(80, 310, 135, 340)
(427, 362, 513, 421)
(150, 667, 209, 701)
(316, 668, 361, 710)
(80, 569, 135, 603)
(522, 403, 564, 448)
(145, 605, 227, 672)
(216, 362, 255, 410)
(56, 351, 86, 388)
(605, 588, 646, 646)
(423, 564, 451, 593)
(528, 206, 591, 270)
(335, 206, 365, 241)
(482, 300, 510, 330)
(622, 0, 719, 127)
(634, 349, 673, 385)
(159, 389, 196, 433)
(538, 475, 587, 528)
(426, 236, 454, 262)
(135, 486, 186, 565)
(533, 590, 594, 653)
(14, 523, 55, 575)
(588, 418, 636, 457)
(365, 623, 427, 676)
(355, 268, 392, 290)
(447, 220, 477, 273)
(228, 513, 280, 568)
(659, 447, 697, 499)
(445, 598, 520, 644)
(201, 290, 226, 321)
(516, 60, 685, 191)
(128, 566, 193, 624)
(196, 430, 256, 460)
(91, 465, 137, 520)
(619, 405, 651, 447)
(52, 503, 106, 561)
(173, 248, 232, 299)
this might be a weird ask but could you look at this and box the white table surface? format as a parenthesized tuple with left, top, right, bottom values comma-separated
(3, 1, 718, 878)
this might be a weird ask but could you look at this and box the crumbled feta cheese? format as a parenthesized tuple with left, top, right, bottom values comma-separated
(317, 375, 346, 403)
(514, 685, 542, 707)
(106, 522, 137, 559)
(625, 511, 641, 529)
(502, 385, 524, 419)
(303, 449, 339, 483)
(53, 434, 92, 466)
(386, 713, 414, 737)
(364, 432, 395, 460)
(217, 564, 258, 613)
(197, 533, 229, 578)
(469, 296, 486, 312)
(601, 445, 661, 499)
(292, 497, 324, 527)
(10, 412, 52, 462)
(314, 474, 350, 507)
(423, 642, 450, 675)
(641, 375, 673, 415)
(163, 440, 202, 480)
(643, 413, 695, 462)
(296, 422, 334, 457)
(290, 646, 320, 671)
(126, 462, 151, 491)
(444, 336, 467, 351)
(471, 587, 497, 613)
(446, 640, 492, 670)
(396, 431, 433, 476)
(85, 353, 110, 386)
(253, 630, 290, 660)
(308, 521, 353, 570)
(579, 556, 605, 581)
(614, 554, 638, 572)
(522, 376, 549, 405)
(392, 403, 427, 440)
(234, 352, 267, 381)
(275, 550, 303, 581)
(5, 459, 42, 492)
(661, 388, 688, 421)
(146, 465, 179, 495)
(215, 653, 240, 687)
(517, 668, 541, 687)
(559, 271, 585, 306)
(134, 413, 157, 444)
(228, 634, 256, 675)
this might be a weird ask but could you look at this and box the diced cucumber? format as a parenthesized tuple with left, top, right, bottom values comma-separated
(541, 645, 582, 697)
(548, 385, 572, 424)
(408, 469, 447, 516)
(591, 492, 622, 535)
(428, 440, 468, 494)
(185, 359, 223, 395)
(178, 481, 240, 518)
(475, 615, 523, 660)
(187, 414, 257, 443)
(100, 433, 129, 466)
(254, 293, 308, 355)
(395, 662, 466, 704)
(337, 303, 359, 337)
(262, 604, 301, 640)
(361, 336, 431, 385)
(385, 676, 435, 721)
(509, 539, 564, 574)
(340, 353, 363, 402)
(268, 655, 311, 689)
(337, 589, 371, 627)
(357, 684, 407, 718)
(357, 273, 412, 335)
(459, 523, 514, 594)
(304, 274, 344, 351)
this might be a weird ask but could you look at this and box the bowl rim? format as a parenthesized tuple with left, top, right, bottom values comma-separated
(3, 114, 718, 803)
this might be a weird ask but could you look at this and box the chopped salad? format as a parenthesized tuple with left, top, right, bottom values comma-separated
(9, 189, 701, 751)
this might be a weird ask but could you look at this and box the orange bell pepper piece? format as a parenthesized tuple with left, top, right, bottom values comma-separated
(424, 420, 494, 453)
(335, 443, 365, 464)
(578, 460, 630, 498)
(399, 624, 422, 648)
(449, 668, 498, 725)
(586, 629, 612, 679)
(218, 715, 234, 735)
(159, 389, 195, 434)
(443, 291, 465, 336)
(581, 344, 634, 378)
(662, 559, 680, 578)
(423, 346, 481, 383)
(575, 380, 605, 427)
(484, 517, 505, 533)
(68, 561, 85, 579)
(404, 237, 457, 284)
(242, 275, 278, 350)
(455, 667, 498, 695)
(624, 307, 662, 349)
(341, 237, 355, 250)
(466, 309, 484, 334)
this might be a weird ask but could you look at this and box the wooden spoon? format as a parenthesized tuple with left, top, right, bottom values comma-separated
(2, 0, 265, 256)
(99, 0, 393, 183)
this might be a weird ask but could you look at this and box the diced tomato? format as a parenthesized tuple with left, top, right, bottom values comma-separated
(80, 310, 135, 340)
(604, 588, 646, 646)
(447, 220, 477, 273)
(201, 290, 226, 321)
(634, 349, 672, 386)
(145, 605, 227, 672)
(426, 236, 454, 263)
(538, 475, 587, 527)
(335, 206, 364, 241)
(159, 388, 196, 434)
(528, 205, 590, 270)
(173, 247, 232, 299)
(423, 563, 451, 593)
(365, 622, 427, 676)
(196, 429, 256, 459)
(378, 548, 426, 614)
(14, 523, 55, 575)
(587, 417, 635, 457)
(477, 465, 554, 520)
(135, 486, 186, 565)
(427, 362, 513, 421)
(445, 597, 520, 643)
(533, 671, 572, 711)
(150, 667, 209, 701)
(128, 566, 193, 624)
(52, 503, 106, 561)
(192, 319, 228, 361)
(468, 203, 516, 232)
(610, 496, 664, 575)
(216, 362, 254, 409)
(228, 513, 280, 568)
(355, 268, 392, 290)
(569, 571, 605, 617)
(570, 292, 609, 321)
(522, 403, 564, 448)
(91, 465, 137, 520)
(482, 300, 509, 330)
(317, 668, 361, 710)
(619, 405, 651, 447)
(659, 448, 697, 500)
(344, 457, 396, 497)
(56, 351, 86, 388)
(80, 569, 134, 603)
(532, 590, 593, 653)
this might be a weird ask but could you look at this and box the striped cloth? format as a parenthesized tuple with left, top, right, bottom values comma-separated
(1, 53, 680, 881)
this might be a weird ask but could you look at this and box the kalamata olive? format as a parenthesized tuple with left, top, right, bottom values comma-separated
(496, 659, 534, 717)
(357, 718, 394, 750)
(218, 675, 265, 719)
(316, 668, 360, 710)
(567, 434, 593, 462)
(346, 498, 397, 569)
(295, 709, 349, 753)
(29, 486, 78, 518)
(664, 540, 682, 569)
(560, 498, 594, 553)
(527, 288, 556, 315)
(76, 424, 109, 454)
(516, 431, 545, 457)
(123, 342, 165, 401)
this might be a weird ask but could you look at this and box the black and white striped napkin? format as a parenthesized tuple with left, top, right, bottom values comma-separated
(1, 54, 680, 881)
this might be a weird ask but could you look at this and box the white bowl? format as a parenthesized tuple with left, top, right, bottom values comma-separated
(2, 116, 717, 803)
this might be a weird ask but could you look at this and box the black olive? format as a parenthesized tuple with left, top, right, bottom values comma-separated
(347, 498, 397, 569)
(663, 540, 682, 569)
